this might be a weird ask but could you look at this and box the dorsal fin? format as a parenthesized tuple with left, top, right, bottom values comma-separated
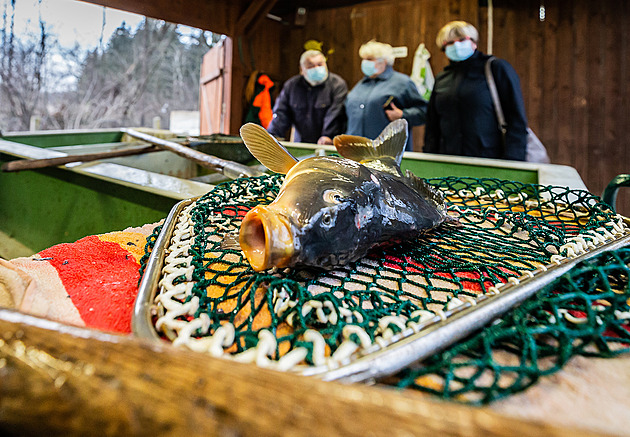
(405, 169, 446, 211)
(333, 119, 408, 166)
(332, 134, 373, 160)
(239, 123, 299, 174)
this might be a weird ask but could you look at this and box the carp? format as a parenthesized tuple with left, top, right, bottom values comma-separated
(236, 119, 449, 271)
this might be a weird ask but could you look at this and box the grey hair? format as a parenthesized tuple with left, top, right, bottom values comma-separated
(358, 40, 395, 65)
(299, 50, 326, 67)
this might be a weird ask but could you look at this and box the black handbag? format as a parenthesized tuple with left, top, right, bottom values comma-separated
(484, 57, 550, 163)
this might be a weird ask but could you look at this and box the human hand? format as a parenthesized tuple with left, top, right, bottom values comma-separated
(317, 136, 333, 145)
(385, 102, 403, 121)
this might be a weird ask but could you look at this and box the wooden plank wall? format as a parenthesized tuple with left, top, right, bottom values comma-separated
(229, 21, 285, 135)
(480, 0, 629, 215)
(260, 0, 629, 214)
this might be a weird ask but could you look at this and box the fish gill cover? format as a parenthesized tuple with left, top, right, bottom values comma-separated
(140, 174, 630, 404)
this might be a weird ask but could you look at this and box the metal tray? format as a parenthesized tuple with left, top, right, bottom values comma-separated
(132, 198, 197, 340)
(133, 198, 630, 383)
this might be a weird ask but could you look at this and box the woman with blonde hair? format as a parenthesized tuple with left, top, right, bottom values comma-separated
(345, 40, 427, 151)
(424, 21, 528, 160)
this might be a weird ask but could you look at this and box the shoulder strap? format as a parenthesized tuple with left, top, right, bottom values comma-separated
(484, 57, 507, 135)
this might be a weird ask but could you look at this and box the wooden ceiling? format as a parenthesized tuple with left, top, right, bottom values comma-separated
(81, 0, 372, 36)
(269, 0, 368, 16)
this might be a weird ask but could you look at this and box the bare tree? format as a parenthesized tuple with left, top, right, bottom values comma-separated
(0, 0, 49, 131)
(1, 6, 216, 132)
(65, 19, 180, 128)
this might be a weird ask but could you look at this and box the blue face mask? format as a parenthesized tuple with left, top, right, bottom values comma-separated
(361, 59, 378, 77)
(445, 39, 475, 62)
(304, 65, 328, 85)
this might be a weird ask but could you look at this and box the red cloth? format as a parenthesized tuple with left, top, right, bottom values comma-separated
(0, 224, 157, 334)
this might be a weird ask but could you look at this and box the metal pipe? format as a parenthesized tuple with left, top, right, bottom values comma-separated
(120, 128, 263, 179)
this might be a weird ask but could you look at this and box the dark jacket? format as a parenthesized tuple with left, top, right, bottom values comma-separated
(267, 72, 348, 143)
(423, 51, 527, 160)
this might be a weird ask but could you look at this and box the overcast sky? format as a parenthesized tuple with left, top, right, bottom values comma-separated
(3, 0, 145, 49)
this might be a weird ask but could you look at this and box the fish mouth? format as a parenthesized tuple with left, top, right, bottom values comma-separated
(239, 206, 295, 271)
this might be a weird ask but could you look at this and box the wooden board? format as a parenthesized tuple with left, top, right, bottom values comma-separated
(199, 38, 233, 135)
(0, 307, 606, 436)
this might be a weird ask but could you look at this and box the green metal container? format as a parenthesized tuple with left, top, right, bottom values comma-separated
(0, 129, 587, 258)
(0, 129, 213, 257)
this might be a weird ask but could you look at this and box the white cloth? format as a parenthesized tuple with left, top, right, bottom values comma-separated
(410, 43, 435, 101)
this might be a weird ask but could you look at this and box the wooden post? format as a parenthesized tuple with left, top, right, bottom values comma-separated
(29, 116, 41, 131)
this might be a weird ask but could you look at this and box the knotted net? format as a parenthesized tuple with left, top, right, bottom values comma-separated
(139, 174, 630, 402)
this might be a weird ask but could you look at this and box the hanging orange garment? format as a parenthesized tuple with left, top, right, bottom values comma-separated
(252, 74, 275, 128)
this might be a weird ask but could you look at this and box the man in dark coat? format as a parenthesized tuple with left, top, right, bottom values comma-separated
(267, 50, 348, 145)
(424, 21, 527, 161)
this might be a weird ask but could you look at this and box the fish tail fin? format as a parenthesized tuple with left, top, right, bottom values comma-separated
(372, 119, 408, 165)
(333, 119, 408, 165)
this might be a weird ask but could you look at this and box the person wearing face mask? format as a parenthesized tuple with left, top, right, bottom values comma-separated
(423, 21, 527, 160)
(267, 50, 348, 145)
(345, 40, 427, 151)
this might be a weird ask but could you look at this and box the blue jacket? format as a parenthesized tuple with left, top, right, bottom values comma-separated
(345, 66, 427, 150)
(423, 51, 527, 160)
(267, 72, 348, 143)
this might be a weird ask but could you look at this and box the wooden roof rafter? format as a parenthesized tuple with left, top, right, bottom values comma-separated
(81, 0, 241, 36)
(234, 0, 279, 36)
(80, 0, 377, 37)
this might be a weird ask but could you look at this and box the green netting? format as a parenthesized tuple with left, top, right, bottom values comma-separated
(140, 174, 630, 403)
(392, 247, 630, 404)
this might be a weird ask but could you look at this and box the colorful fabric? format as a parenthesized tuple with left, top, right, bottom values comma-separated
(410, 42, 435, 101)
(0, 223, 158, 333)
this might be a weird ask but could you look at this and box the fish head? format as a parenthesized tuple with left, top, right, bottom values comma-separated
(239, 156, 380, 271)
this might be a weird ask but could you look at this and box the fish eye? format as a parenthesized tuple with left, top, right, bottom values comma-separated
(323, 189, 344, 204)
(321, 213, 332, 225)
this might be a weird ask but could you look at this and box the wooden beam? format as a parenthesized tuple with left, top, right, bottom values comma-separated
(234, 0, 278, 36)
(0, 307, 604, 436)
(79, 0, 242, 35)
(200, 68, 223, 85)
